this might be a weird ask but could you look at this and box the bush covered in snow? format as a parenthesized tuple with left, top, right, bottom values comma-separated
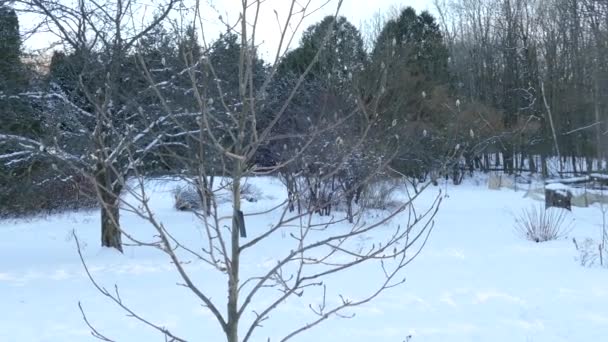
(173, 185, 203, 211)
(234, 182, 261, 203)
(174, 182, 262, 211)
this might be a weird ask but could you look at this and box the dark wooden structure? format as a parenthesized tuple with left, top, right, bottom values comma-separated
(544, 186, 572, 211)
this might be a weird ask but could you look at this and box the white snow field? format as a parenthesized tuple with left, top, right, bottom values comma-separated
(1, 176, 608, 342)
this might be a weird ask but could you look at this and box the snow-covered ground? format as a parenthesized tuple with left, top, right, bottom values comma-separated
(1, 176, 607, 342)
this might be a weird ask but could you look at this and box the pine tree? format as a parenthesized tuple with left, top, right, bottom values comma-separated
(0, 5, 37, 137)
(372, 7, 449, 86)
(0, 5, 26, 92)
(0, 5, 48, 215)
(281, 16, 366, 90)
(368, 7, 452, 178)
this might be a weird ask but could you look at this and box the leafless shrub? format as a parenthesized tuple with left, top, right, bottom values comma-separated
(236, 182, 262, 203)
(63, 0, 445, 341)
(514, 205, 573, 242)
(0, 170, 97, 218)
(573, 237, 602, 267)
(358, 179, 402, 211)
(573, 189, 608, 268)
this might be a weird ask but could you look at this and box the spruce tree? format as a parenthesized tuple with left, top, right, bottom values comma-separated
(281, 16, 366, 90)
(369, 7, 452, 178)
(0, 5, 26, 92)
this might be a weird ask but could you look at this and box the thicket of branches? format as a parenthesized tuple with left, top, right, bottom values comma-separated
(0, 0, 606, 237)
(435, 0, 608, 176)
(1, 0, 606, 340)
(0, 0, 445, 341)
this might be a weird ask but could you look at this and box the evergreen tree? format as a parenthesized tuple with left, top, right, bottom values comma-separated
(0, 4, 38, 138)
(177, 25, 202, 67)
(0, 5, 62, 215)
(0, 4, 35, 135)
(369, 7, 452, 179)
(48, 50, 93, 112)
(281, 16, 366, 90)
(204, 31, 267, 124)
(268, 17, 377, 215)
(0, 5, 26, 92)
(372, 7, 449, 88)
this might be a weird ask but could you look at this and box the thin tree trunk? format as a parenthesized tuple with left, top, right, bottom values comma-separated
(97, 167, 123, 252)
(484, 153, 489, 172)
(101, 198, 122, 252)
(541, 153, 548, 178)
(504, 146, 514, 175)
(529, 154, 536, 174)
(541, 80, 561, 165)
(227, 166, 241, 342)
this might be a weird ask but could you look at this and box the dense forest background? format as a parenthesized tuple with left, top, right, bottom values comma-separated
(1, 0, 607, 217)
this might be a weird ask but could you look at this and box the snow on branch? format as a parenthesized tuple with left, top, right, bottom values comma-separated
(0, 91, 95, 119)
(0, 134, 85, 165)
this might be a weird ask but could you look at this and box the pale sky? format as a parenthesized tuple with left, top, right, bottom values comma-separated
(19, 0, 434, 58)
(200, 0, 435, 57)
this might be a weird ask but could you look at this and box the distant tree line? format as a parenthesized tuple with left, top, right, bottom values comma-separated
(436, 0, 608, 175)
(0, 0, 606, 224)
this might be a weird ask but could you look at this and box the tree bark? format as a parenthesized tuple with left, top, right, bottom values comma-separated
(541, 153, 548, 178)
(101, 196, 122, 252)
(227, 160, 242, 342)
(96, 163, 123, 252)
(529, 154, 536, 174)
(504, 146, 514, 175)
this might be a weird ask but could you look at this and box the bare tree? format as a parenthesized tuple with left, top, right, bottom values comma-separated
(432, 0, 608, 177)
(1, 0, 180, 251)
(74, 1, 443, 341)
